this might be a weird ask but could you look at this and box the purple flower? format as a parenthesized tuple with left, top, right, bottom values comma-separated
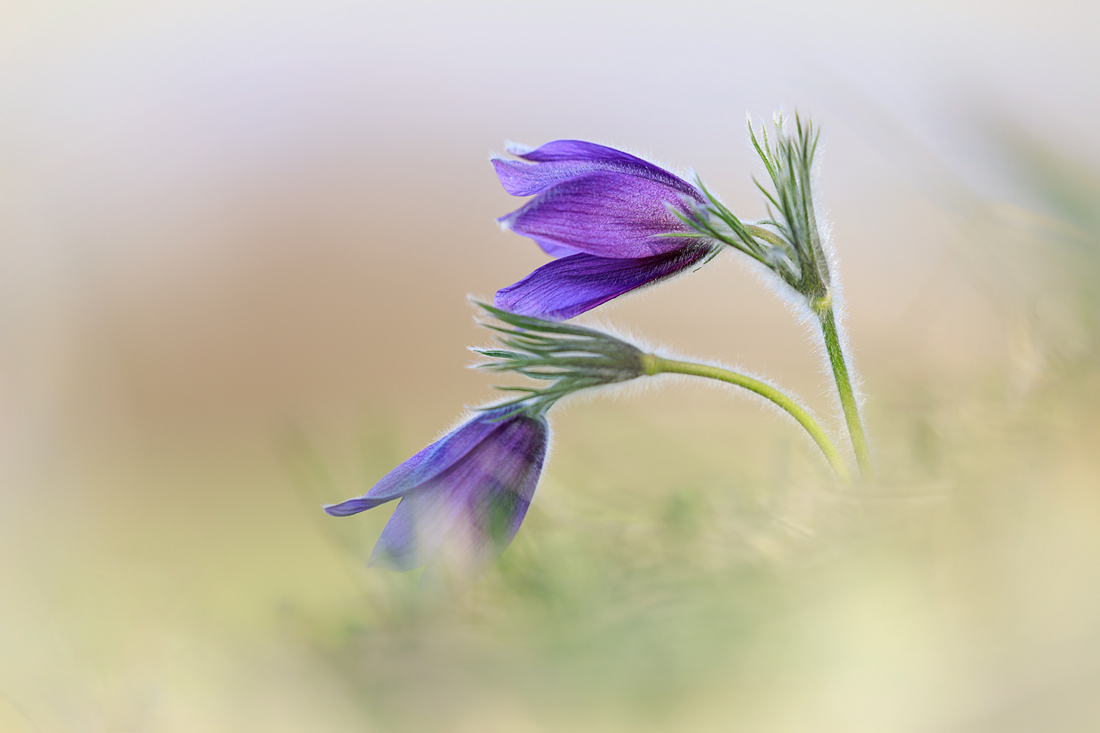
(324, 407, 549, 574)
(493, 140, 714, 320)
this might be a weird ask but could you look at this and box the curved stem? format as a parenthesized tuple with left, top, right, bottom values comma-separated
(644, 355, 851, 482)
(817, 306, 874, 480)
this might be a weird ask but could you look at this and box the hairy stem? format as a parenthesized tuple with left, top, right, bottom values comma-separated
(817, 306, 873, 480)
(644, 355, 850, 482)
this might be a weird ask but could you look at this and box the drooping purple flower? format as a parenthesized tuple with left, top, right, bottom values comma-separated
(324, 406, 549, 574)
(493, 140, 715, 320)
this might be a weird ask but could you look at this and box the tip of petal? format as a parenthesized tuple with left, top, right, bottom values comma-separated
(504, 140, 534, 156)
(323, 498, 377, 516)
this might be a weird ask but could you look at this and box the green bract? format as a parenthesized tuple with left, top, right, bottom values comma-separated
(471, 302, 648, 415)
(681, 114, 833, 310)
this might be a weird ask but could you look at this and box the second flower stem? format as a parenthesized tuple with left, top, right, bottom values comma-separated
(644, 355, 850, 482)
(817, 305, 874, 481)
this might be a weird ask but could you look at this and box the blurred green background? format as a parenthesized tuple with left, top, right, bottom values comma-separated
(2, 1, 1100, 730)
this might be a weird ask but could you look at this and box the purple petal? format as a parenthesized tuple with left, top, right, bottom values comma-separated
(499, 172, 700, 259)
(323, 409, 512, 517)
(496, 246, 711, 321)
(324, 496, 389, 517)
(493, 158, 598, 197)
(365, 495, 422, 569)
(531, 237, 580, 258)
(369, 414, 548, 571)
(507, 140, 703, 202)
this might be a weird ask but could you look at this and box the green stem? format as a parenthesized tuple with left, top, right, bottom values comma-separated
(644, 355, 850, 482)
(817, 305, 874, 480)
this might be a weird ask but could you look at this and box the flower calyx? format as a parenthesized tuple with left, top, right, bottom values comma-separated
(472, 302, 649, 414)
(679, 113, 833, 307)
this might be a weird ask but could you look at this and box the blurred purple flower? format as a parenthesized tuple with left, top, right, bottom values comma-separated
(493, 140, 714, 320)
(324, 407, 548, 574)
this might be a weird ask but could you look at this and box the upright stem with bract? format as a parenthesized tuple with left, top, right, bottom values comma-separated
(690, 114, 876, 481)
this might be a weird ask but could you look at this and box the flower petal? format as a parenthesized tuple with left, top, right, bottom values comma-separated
(498, 172, 699, 259)
(508, 140, 703, 201)
(368, 415, 548, 572)
(527, 236, 579, 258)
(323, 408, 514, 516)
(495, 246, 711, 321)
(364, 496, 421, 569)
(492, 158, 597, 197)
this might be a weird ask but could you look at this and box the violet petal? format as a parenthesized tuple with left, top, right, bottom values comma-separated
(498, 172, 699, 259)
(492, 158, 599, 197)
(508, 140, 703, 201)
(369, 414, 548, 571)
(323, 409, 510, 517)
(532, 237, 580, 258)
(495, 246, 711, 321)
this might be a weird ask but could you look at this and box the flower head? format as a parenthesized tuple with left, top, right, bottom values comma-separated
(493, 140, 717, 320)
(325, 406, 548, 575)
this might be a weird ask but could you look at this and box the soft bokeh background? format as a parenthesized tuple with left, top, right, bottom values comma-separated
(2, 1, 1100, 730)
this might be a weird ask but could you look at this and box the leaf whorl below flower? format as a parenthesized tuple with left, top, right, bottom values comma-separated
(472, 302, 648, 415)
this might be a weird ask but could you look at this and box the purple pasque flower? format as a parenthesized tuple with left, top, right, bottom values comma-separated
(324, 406, 548, 574)
(493, 140, 715, 320)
